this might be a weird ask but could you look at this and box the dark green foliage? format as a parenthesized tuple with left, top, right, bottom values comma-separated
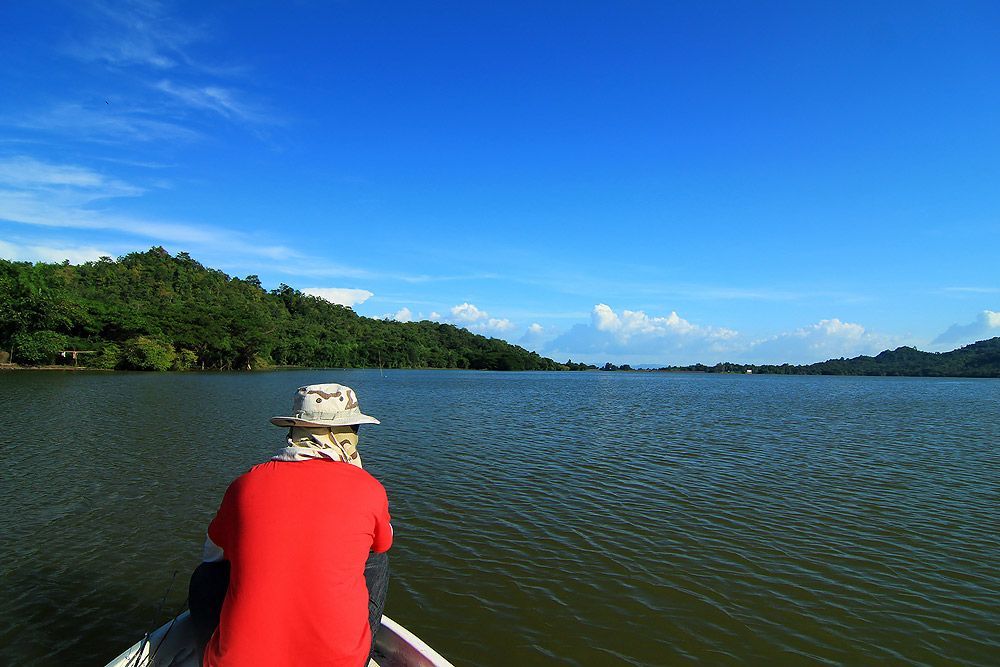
(0, 248, 565, 372)
(119, 336, 177, 371)
(655, 338, 1000, 378)
(10, 330, 68, 365)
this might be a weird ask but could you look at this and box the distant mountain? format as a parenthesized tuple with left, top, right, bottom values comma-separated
(0, 247, 564, 371)
(653, 338, 1000, 378)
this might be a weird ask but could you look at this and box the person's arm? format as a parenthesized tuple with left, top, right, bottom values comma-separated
(203, 480, 236, 561)
(371, 489, 393, 553)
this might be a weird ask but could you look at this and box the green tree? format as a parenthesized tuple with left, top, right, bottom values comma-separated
(12, 330, 68, 365)
(120, 336, 177, 371)
(90, 343, 122, 370)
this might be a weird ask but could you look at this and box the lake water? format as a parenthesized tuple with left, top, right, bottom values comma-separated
(0, 370, 997, 665)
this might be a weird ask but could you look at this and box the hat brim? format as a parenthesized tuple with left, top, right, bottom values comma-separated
(270, 414, 380, 427)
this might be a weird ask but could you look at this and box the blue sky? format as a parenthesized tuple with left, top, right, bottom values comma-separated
(2, 1, 998, 366)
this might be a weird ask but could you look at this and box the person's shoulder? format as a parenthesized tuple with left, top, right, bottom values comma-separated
(243, 459, 277, 476)
(229, 459, 283, 485)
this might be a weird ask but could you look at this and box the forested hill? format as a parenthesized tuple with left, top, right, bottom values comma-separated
(0, 247, 563, 371)
(655, 338, 1000, 378)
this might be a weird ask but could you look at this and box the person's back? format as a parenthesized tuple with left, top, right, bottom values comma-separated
(205, 458, 392, 666)
(191, 383, 392, 667)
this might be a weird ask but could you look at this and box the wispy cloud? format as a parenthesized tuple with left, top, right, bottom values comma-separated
(8, 103, 201, 144)
(275, 259, 493, 286)
(0, 239, 111, 265)
(0, 155, 143, 197)
(668, 285, 805, 301)
(0, 156, 297, 260)
(6, 0, 271, 147)
(941, 287, 1000, 294)
(67, 0, 203, 71)
(154, 80, 270, 124)
(643, 283, 871, 304)
(379, 269, 505, 285)
(274, 261, 404, 282)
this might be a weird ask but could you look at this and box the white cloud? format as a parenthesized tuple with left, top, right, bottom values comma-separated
(484, 318, 517, 333)
(377, 308, 412, 322)
(303, 287, 373, 307)
(434, 302, 517, 335)
(591, 303, 735, 341)
(450, 302, 489, 324)
(931, 311, 1000, 348)
(542, 304, 738, 365)
(538, 305, 897, 366)
(747, 318, 897, 364)
(520, 322, 560, 349)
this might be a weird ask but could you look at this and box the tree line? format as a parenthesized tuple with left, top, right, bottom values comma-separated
(0, 247, 565, 372)
(651, 339, 1000, 378)
(5, 247, 996, 377)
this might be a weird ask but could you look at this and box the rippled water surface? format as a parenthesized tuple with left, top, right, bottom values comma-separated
(1, 370, 997, 665)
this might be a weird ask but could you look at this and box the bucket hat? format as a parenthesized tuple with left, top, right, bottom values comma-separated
(270, 383, 380, 427)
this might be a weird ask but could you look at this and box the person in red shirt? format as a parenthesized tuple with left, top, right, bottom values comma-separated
(189, 383, 393, 667)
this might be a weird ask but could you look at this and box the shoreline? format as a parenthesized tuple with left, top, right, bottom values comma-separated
(0, 363, 112, 371)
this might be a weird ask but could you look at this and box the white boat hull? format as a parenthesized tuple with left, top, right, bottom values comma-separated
(105, 611, 454, 667)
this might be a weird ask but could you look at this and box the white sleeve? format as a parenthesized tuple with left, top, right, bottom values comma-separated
(203, 534, 225, 562)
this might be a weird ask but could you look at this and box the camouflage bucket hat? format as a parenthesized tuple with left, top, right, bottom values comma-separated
(270, 383, 380, 427)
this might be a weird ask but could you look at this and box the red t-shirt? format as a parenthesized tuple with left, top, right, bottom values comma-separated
(204, 458, 393, 667)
